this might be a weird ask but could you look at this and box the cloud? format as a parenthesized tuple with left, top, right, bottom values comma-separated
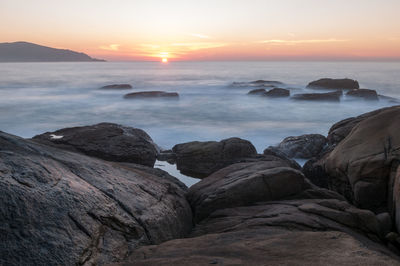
(99, 44, 120, 51)
(171, 42, 227, 50)
(189, 33, 211, 39)
(258, 38, 348, 45)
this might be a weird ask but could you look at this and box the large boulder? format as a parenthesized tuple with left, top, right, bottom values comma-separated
(346, 88, 379, 101)
(124, 91, 179, 99)
(117, 157, 400, 265)
(324, 106, 400, 213)
(32, 123, 158, 167)
(307, 78, 360, 90)
(292, 91, 342, 102)
(0, 131, 192, 265)
(272, 134, 327, 158)
(172, 138, 257, 178)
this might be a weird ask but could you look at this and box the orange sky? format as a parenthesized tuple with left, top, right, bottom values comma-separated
(1, 0, 399, 61)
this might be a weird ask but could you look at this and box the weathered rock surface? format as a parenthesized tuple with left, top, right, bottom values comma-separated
(33, 123, 158, 167)
(118, 155, 400, 265)
(124, 91, 179, 99)
(307, 78, 360, 90)
(172, 138, 257, 178)
(347, 88, 378, 101)
(292, 91, 342, 102)
(0, 131, 192, 266)
(324, 106, 400, 212)
(273, 134, 327, 158)
(100, 84, 132, 89)
(263, 87, 290, 98)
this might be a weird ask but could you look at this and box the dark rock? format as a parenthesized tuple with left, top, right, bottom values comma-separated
(0, 131, 192, 265)
(321, 106, 400, 230)
(273, 134, 327, 159)
(307, 78, 360, 90)
(100, 84, 132, 89)
(124, 91, 179, 99)
(327, 106, 395, 146)
(247, 88, 266, 95)
(346, 89, 378, 101)
(187, 161, 310, 222)
(230, 80, 283, 88)
(291, 91, 342, 102)
(263, 88, 290, 98)
(172, 138, 257, 178)
(117, 161, 400, 266)
(32, 123, 158, 167)
(263, 146, 302, 169)
(377, 212, 393, 237)
(157, 150, 177, 164)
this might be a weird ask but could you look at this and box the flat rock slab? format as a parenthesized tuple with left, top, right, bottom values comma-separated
(100, 84, 132, 89)
(124, 91, 179, 99)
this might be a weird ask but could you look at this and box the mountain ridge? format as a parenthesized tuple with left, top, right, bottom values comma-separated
(0, 41, 105, 62)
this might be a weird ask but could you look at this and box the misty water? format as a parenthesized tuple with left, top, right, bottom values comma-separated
(1, 61, 399, 185)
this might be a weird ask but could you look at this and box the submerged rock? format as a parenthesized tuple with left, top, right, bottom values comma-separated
(247, 88, 267, 95)
(124, 91, 179, 99)
(33, 123, 158, 167)
(172, 138, 257, 178)
(231, 80, 283, 88)
(273, 134, 327, 159)
(0, 131, 192, 265)
(292, 91, 342, 102)
(100, 84, 132, 89)
(307, 78, 360, 90)
(346, 88, 379, 101)
(263, 87, 290, 98)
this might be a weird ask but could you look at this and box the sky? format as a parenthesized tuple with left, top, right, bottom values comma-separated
(1, 0, 399, 61)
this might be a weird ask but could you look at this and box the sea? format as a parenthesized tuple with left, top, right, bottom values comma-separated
(1, 61, 399, 185)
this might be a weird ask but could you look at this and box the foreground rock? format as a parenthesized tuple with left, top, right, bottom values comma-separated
(346, 88, 379, 101)
(292, 91, 342, 102)
(100, 84, 132, 89)
(272, 134, 327, 158)
(303, 106, 400, 234)
(33, 123, 158, 167)
(0, 131, 192, 265)
(124, 91, 179, 99)
(118, 156, 400, 265)
(263, 87, 290, 98)
(307, 78, 360, 90)
(172, 138, 257, 178)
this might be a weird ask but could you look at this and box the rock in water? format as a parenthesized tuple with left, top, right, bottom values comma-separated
(247, 88, 267, 95)
(263, 87, 290, 98)
(307, 78, 360, 90)
(32, 123, 158, 167)
(100, 84, 132, 89)
(172, 137, 257, 178)
(0, 131, 192, 265)
(291, 91, 342, 102)
(273, 134, 327, 158)
(346, 88, 379, 101)
(124, 91, 179, 99)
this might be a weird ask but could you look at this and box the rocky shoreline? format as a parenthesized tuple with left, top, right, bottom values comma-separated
(1, 104, 400, 265)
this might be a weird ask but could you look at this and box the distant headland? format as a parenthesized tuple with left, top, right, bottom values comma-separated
(0, 41, 105, 62)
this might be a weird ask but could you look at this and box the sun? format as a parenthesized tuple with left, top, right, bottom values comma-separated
(162, 58, 168, 63)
